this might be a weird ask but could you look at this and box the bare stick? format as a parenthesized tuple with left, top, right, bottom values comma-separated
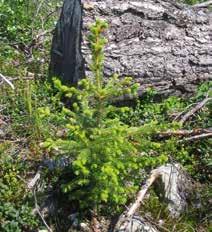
(5, 72, 42, 82)
(0, 73, 15, 89)
(127, 170, 160, 217)
(28, 170, 41, 189)
(116, 169, 160, 230)
(0, 138, 27, 143)
(33, 189, 53, 232)
(178, 97, 211, 125)
(27, 169, 52, 231)
(173, 103, 196, 121)
(7, 76, 35, 82)
(179, 132, 212, 142)
(158, 128, 212, 138)
(193, 0, 212, 8)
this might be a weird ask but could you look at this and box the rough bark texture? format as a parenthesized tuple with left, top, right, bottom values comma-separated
(82, 0, 212, 97)
(49, 0, 85, 85)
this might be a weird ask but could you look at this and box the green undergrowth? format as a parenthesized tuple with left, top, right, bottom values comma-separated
(1, 78, 211, 231)
(0, 143, 39, 231)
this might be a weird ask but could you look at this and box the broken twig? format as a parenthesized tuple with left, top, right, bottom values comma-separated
(178, 97, 211, 125)
(193, 0, 212, 8)
(0, 73, 15, 89)
(115, 169, 160, 231)
(33, 189, 53, 232)
(28, 170, 41, 189)
(158, 128, 212, 139)
(127, 170, 160, 217)
(179, 132, 212, 142)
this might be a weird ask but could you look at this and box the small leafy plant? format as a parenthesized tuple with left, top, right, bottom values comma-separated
(43, 19, 170, 213)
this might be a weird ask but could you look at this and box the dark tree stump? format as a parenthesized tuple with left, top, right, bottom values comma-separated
(49, 0, 85, 86)
(82, 0, 212, 96)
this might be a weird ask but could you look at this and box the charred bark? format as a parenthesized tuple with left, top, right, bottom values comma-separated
(82, 0, 212, 97)
(49, 0, 85, 86)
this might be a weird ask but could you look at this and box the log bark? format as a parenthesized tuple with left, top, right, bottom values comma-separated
(82, 0, 212, 97)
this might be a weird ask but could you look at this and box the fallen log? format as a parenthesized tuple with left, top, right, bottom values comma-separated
(82, 0, 212, 97)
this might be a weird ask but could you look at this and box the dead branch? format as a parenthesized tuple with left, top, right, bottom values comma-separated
(33, 188, 53, 232)
(115, 169, 160, 231)
(193, 0, 212, 8)
(28, 170, 52, 231)
(7, 76, 35, 82)
(158, 128, 212, 139)
(0, 138, 27, 143)
(178, 97, 212, 125)
(3, 72, 41, 82)
(0, 73, 15, 89)
(28, 170, 41, 189)
(173, 103, 196, 121)
(128, 170, 160, 217)
(179, 132, 212, 142)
